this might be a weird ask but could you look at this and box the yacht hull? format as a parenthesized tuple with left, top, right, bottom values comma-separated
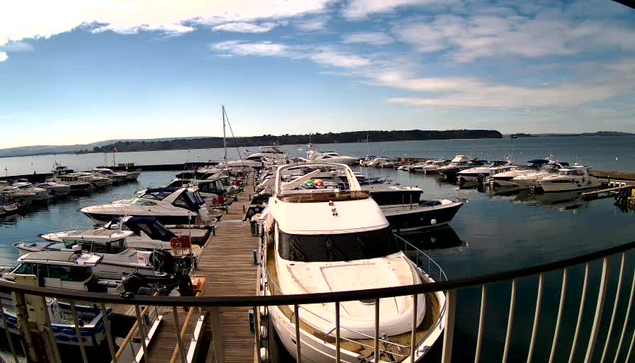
(383, 201, 463, 232)
(82, 211, 195, 225)
(268, 290, 446, 363)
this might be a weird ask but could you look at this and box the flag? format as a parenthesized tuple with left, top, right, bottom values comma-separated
(114, 147, 118, 153)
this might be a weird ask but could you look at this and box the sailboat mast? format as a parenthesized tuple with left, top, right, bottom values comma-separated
(222, 105, 227, 162)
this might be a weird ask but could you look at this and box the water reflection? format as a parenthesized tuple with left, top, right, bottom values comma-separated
(489, 189, 589, 211)
(398, 225, 466, 250)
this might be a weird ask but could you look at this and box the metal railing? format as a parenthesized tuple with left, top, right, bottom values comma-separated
(2, 240, 635, 362)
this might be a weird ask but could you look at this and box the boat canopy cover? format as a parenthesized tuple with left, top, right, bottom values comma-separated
(106, 216, 178, 242)
(527, 159, 549, 166)
(141, 188, 179, 201)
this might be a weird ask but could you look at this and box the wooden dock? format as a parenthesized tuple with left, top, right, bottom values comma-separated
(134, 173, 258, 363)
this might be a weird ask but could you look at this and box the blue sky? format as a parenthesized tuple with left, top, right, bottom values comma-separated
(0, 0, 634, 148)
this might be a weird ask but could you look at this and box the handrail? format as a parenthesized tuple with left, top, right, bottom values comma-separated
(1, 239, 635, 307)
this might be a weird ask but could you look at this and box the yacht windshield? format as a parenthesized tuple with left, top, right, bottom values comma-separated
(131, 198, 157, 206)
(278, 227, 399, 262)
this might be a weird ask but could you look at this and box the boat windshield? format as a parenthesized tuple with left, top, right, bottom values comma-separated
(278, 227, 399, 262)
(131, 198, 157, 206)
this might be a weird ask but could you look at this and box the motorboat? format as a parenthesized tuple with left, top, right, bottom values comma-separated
(0, 297, 110, 347)
(51, 173, 94, 193)
(437, 155, 483, 177)
(80, 187, 210, 225)
(92, 168, 128, 184)
(0, 202, 19, 217)
(366, 157, 402, 168)
(415, 160, 449, 174)
(508, 161, 570, 189)
(11, 182, 50, 202)
(76, 172, 112, 189)
(408, 160, 444, 173)
(488, 159, 567, 189)
(1, 184, 36, 206)
(35, 182, 71, 197)
(259, 162, 446, 362)
(362, 183, 463, 231)
(32, 216, 199, 253)
(458, 161, 516, 183)
(307, 144, 358, 166)
(538, 165, 601, 192)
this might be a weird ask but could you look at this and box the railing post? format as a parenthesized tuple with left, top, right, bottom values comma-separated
(600, 252, 626, 363)
(172, 306, 187, 363)
(411, 293, 418, 362)
(294, 304, 302, 363)
(442, 289, 457, 363)
(584, 257, 611, 363)
(335, 301, 341, 363)
(134, 305, 150, 361)
(0, 304, 19, 363)
(614, 267, 635, 363)
(569, 262, 590, 363)
(70, 301, 89, 363)
(208, 306, 225, 363)
(254, 305, 262, 363)
(374, 297, 380, 363)
(41, 296, 62, 363)
(549, 268, 568, 363)
(100, 303, 117, 363)
(526, 273, 544, 363)
(474, 284, 487, 363)
(502, 279, 518, 363)
(13, 291, 38, 363)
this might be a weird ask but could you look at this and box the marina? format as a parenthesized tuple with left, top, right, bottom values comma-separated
(0, 139, 635, 363)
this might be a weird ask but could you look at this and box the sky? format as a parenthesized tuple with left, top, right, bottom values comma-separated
(0, 0, 634, 148)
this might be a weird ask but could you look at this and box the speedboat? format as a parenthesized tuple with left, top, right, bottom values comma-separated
(488, 159, 566, 189)
(1, 185, 36, 206)
(92, 168, 128, 184)
(0, 202, 19, 217)
(76, 172, 112, 189)
(52, 173, 94, 193)
(18, 216, 190, 254)
(80, 187, 210, 225)
(35, 182, 71, 197)
(259, 162, 446, 362)
(12, 182, 50, 202)
(415, 160, 449, 174)
(307, 145, 358, 165)
(458, 161, 516, 183)
(409, 160, 444, 173)
(538, 165, 601, 192)
(437, 155, 483, 178)
(362, 183, 463, 231)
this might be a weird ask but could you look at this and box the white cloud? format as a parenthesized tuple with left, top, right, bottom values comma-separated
(212, 22, 278, 33)
(342, 32, 394, 46)
(0, 52, 7, 62)
(294, 16, 330, 31)
(0, 0, 333, 46)
(0, 41, 34, 52)
(393, 8, 635, 62)
(211, 41, 289, 57)
(92, 23, 195, 36)
(310, 50, 371, 68)
(377, 69, 628, 109)
(343, 0, 455, 20)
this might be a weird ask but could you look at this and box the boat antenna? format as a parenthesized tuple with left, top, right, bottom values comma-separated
(222, 105, 227, 162)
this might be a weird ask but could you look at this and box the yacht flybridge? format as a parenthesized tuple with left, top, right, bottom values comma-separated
(259, 162, 446, 362)
(80, 187, 210, 225)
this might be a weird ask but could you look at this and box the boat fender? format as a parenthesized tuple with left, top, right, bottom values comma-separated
(430, 219, 437, 225)
(260, 348, 269, 362)
(260, 326, 268, 339)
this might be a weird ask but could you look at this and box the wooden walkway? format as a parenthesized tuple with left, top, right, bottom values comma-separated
(142, 173, 258, 363)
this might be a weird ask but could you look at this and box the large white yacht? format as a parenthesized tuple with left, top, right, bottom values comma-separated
(259, 162, 446, 362)
(538, 165, 601, 192)
(80, 187, 210, 225)
(458, 160, 516, 183)
(488, 159, 568, 189)
(92, 168, 128, 184)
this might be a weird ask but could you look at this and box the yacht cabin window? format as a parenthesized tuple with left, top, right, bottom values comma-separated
(278, 227, 399, 262)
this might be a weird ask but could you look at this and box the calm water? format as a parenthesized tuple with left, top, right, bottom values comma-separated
(2, 136, 635, 176)
(1, 147, 635, 361)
